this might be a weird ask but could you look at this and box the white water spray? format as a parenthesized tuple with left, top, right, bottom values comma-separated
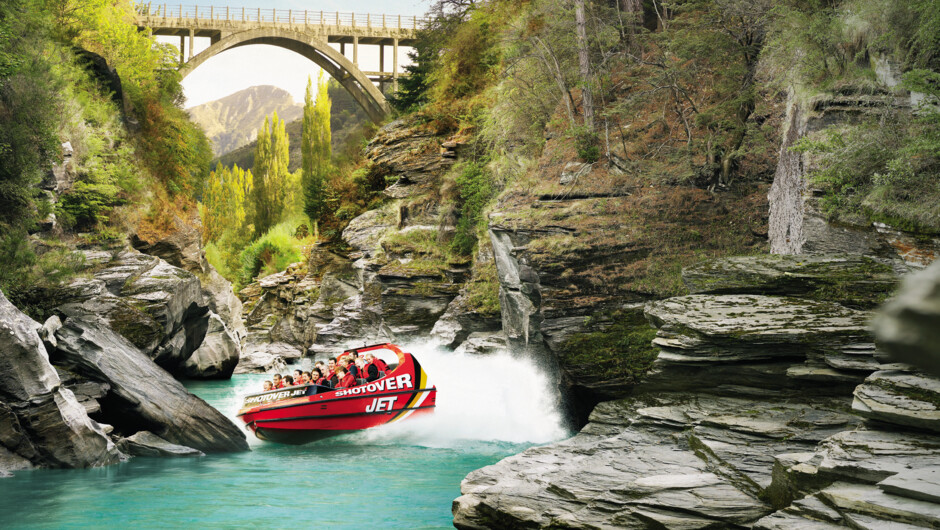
(346, 343, 569, 447)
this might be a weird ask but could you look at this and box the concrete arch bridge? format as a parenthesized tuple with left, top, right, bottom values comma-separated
(134, 4, 424, 123)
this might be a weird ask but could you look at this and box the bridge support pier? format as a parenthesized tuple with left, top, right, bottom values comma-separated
(353, 36, 358, 67)
(379, 44, 385, 93)
(179, 35, 184, 65)
(188, 29, 194, 60)
(393, 38, 399, 92)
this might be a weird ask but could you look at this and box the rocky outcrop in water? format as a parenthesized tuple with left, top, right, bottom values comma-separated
(453, 254, 940, 528)
(51, 316, 248, 453)
(50, 249, 237, 379)
(182, 313, 240, 379)
(0, 290, 123, 474)
(116, 431, 205, 458)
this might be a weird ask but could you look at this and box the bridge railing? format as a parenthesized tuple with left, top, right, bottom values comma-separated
(135, 3, 427, 30)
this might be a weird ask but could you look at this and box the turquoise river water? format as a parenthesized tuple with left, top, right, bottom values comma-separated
(0, 347, 568, 528)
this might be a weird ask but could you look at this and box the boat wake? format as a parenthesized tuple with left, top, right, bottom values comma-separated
(342, 343, 569, 448)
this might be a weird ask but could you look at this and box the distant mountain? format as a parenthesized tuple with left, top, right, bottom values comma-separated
(188, 85, 303, 157)
(215, 80, 371, 172)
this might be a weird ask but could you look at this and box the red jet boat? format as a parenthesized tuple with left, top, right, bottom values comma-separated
(237, 343, 437, 444)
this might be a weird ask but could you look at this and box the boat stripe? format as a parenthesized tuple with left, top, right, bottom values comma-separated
(253, 404, 436, 423)
(236, 387, 436, 416)
(389, 359, 429, 424)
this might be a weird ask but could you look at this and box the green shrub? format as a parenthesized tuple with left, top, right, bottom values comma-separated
(0, 0, 60, 228)
(792, 74, 940, 234)
(573, 127, 600, 163)
(464, 261, 500, 316)
(382, 228, 443, 257)
(451, 161, 494, 256)
(237, 220, 311, 287)
(57, 181, 125, 230)
(0, 228, 85, 320)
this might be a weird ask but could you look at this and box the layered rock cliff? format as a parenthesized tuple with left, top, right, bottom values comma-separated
(452, 255, 940, 528)
(234, 118, 499, 370)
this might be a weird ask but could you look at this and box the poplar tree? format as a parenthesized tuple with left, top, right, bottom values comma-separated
(302, 72, 332, 234)
(250, 112, 290, 236)
(201, 162, 252, 243)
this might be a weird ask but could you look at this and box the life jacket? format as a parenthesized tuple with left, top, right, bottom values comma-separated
(363, 362, 379, 382)
(337, 372, 357, 388)
(274, 381, 285, 389)
(348, 364, 360, 379)
(373, 358, 389, 372)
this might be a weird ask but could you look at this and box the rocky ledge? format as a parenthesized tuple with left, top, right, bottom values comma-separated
(235, 118, 496, 365)
(50, 249, 240, 380)
(0, 242, 250, 476)
(453, 255, 940, 528)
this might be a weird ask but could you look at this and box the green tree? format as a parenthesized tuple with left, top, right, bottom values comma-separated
(251, 112, 291, 236)
(302, 72, 331, 233)
(201, 162, 252, 243)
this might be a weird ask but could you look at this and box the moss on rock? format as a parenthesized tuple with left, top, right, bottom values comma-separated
(560, 310, 659, 387)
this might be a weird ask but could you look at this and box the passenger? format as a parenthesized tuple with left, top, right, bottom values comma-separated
(314, 361, 325, 375)
(362, 354, 380, 382)
(301, 371, 312, 385)
(372, 354, 389, 373)
(293, 370, 303, 384)
(273, 374, 285, 389)
(345, 357, 361, 380)
(263, 380, 274, 391)
(312, 368, 325, 386)
(283, 375, 294, 386)
(335, 367, 357, 389)
(327, 357, 339, 387)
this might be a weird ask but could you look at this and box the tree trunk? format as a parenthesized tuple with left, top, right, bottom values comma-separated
(620, 0, 644, 42)
(574, 0, 594, 130)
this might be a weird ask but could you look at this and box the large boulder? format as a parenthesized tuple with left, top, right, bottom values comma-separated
(56, 251, 211, 375)
(0, 290, 122, 471)
(52, 317, 249, 453)
(199, 266, 246, 339)
(181, 313, 240, 379)
(874, 260, 940, 376)
(342, 207, 397, 255)
(240, 265, 319, 358)
(430, 292, 502, 350)
(233, 345, 288, 375)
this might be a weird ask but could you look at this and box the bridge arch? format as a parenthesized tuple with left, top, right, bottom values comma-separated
(181, 28, 391, 123)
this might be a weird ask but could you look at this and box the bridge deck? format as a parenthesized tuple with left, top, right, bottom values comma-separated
(136, 4, 422, 46)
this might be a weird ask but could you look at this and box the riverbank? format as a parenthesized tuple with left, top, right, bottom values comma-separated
(0, 349, 567, 528)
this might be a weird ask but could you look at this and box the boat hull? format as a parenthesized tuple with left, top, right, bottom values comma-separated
(237, 344, 436, 444)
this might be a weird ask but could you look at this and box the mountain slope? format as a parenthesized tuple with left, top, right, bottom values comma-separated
(188, 85, 303, 156)
(215, 80, 371, 171)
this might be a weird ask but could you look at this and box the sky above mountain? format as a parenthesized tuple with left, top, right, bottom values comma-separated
(152, 0, 432, 107)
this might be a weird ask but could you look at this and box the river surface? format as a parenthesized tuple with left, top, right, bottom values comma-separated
(0, 347, 568, 528)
